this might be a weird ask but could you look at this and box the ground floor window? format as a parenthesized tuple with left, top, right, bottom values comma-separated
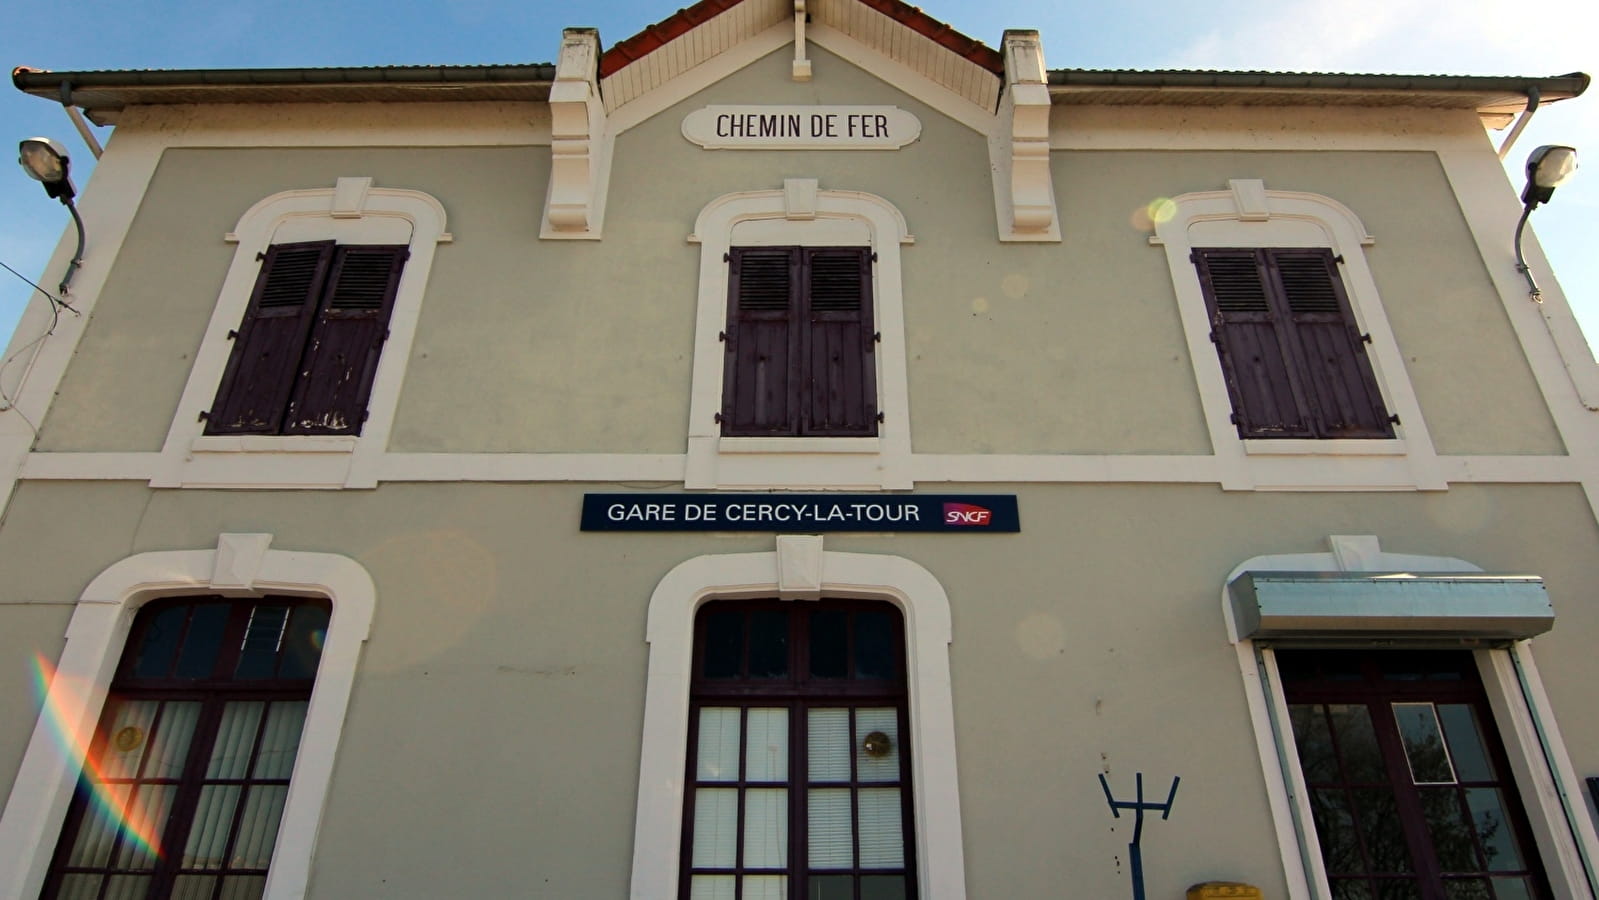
(682, 599, 915, 900)
(41, 596, 329, 900)
(1279, 649, 1550, 900)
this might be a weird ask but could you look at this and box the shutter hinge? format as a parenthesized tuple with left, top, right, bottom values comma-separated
(226, 329, 239, 341)
(1230, 412, 1240, 425)
(1361, 333, 1373, 344)
(718, 331, 727, 342)
(870, 252, 878, 263)
(1388, 413, 1402, 426)
(362, 409, 371, 423)
(723, 252, 731, 263)
(713, 412, 724, 424)
(197, 409, 210, 422)
(873, 332, 881, 343)
(380, 328, 391, 344)
(1189, 250, 1199, 264)
(1334, 254, 1346, 265)
(255, 251, 267, 262)
(876, 411, 885, 424)
(1208, 331, 1220, 345)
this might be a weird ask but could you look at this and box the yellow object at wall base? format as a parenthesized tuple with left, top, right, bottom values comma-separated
(1187, 883, 1263, 900)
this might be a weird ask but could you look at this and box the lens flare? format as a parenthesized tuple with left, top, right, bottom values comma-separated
(1147, 197, 1177, 224)
(32, 654, 165, 860)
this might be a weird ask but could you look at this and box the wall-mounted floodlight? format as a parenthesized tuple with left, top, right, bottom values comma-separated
(1515, 144, 1578, 301)
(17, 136, 85, 295)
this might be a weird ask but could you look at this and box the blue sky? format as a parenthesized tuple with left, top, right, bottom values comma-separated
(3, 0, 1595, 358)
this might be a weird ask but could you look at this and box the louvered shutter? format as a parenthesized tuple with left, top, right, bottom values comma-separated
(204, 241, 334, 435)
(1267, 248, 1394, 438)
(1194, 249, 1314, 438)
(722, 248, 801, 435)
(282, 245, 407, 435)
(802, 248, 877, 436)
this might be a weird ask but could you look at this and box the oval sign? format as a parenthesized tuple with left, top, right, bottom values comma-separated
(682, 105, 922, 150)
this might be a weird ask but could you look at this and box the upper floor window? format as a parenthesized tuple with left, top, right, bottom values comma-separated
(1193, 247, 1394, 439)
(203, 241, 407, 437)
(41, 596, 329, 900)
(721, 247, 878, 438)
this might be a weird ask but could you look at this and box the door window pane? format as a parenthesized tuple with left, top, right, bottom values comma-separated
(746, 709, 789, 782)
(1394, 703, 1456, 784)
(1438, 705, 1496, 782)
(697, 708, 742, 782)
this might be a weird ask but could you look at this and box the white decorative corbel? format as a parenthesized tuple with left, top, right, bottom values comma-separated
(793, 0, 812, 81)
(542, 28, 611, 240)
(989, 30, 1060, 241)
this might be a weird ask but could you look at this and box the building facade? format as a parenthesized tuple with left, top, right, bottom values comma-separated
(1, 1, 1597, 898)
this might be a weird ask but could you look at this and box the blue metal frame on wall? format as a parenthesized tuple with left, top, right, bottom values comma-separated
(581, 493, 1020, 532)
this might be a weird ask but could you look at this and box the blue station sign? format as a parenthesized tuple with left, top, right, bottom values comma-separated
(582, 494, 1019, 532)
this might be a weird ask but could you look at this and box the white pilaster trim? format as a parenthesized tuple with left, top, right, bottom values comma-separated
(542, 28, 613, 240)
(1151, 180, 1444, 491)
(686, 184, 915, 489)
(989, 30, 1060, 242)
(151, 178, 450, 490)
(629, 547, 966, 899)
(0, 537, 375, 900)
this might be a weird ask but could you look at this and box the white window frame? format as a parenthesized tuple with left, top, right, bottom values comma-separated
(686, 180, 914, 490)
(0, 534, 375, 900)
(629, 538, 967, 898)
(1152, 180, 1444, 491)
(1224, 534, 1599, 899)
(154, 177, 450, 490)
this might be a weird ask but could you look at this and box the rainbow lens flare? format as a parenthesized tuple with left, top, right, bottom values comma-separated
(32, 654, 166, 861)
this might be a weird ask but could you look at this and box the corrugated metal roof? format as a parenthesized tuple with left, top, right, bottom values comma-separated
(13, 62, 1587, 125)
(12, 64, 558, 125)
(1045, 68, 1589, 115)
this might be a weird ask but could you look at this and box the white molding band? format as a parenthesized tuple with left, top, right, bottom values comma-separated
(685, 182, 915, 489)
(0, 536, 375, 900)
(1222, 535, 1599, 900)
(629, 544, 967, 899)
(152, 178, 450, 491)
(1152, 180, 1445, 491)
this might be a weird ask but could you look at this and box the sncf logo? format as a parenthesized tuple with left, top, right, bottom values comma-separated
(943, 503, 993, 526)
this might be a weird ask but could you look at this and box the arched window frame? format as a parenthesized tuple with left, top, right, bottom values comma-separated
(686, 181, 914, 490)
(155, 177, 450, 490)
(629, 539, 967, 898)
(1152, 180, 1444, 491)
(0, 535, 375, 900)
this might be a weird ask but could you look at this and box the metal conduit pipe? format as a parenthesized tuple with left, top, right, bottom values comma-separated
(1498, 86, 1540, 161)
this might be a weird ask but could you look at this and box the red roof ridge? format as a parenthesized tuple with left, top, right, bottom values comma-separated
(598, 0, 1002, 80)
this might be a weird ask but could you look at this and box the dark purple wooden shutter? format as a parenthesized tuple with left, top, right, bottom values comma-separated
(1194, 249, 1313, 438)
(802, 248, 877, 436)
(204, 241, 334, 435)
(1268, 249, 1394, 438)
(722, 248, 800, 435)
(282, 245, 406, 435)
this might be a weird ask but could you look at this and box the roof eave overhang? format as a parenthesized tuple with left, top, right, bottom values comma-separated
(12, 65, 558, 125)
(1045, 70, 1591, 120)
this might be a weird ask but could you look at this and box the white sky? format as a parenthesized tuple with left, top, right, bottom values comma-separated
(2, 0, 1595, 362)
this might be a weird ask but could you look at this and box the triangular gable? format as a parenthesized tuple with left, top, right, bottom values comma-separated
(597, 0, 1003, 114)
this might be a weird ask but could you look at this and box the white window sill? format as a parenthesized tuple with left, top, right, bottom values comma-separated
(1243, 438, 1406, 457)
(718, 437, 881, 454)
(190, 435, 359, 455)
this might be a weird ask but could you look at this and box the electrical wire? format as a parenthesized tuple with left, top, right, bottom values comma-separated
(0, 256, 83, 435)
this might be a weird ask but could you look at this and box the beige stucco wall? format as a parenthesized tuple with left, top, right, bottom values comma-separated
(2, 479, 1597, 897)
(30, 46, 1561, 459)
